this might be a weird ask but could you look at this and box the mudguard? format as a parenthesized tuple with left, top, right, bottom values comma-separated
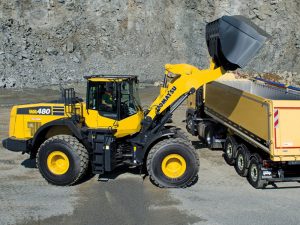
(135, 128, 176, 163)
(31, 118, 83, 148)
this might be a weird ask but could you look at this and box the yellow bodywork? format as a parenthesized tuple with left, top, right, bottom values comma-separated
(87, 77, 128, 82)
(9, 103, 67, 139)
(9, 102, 143, 139)
(205, 81, 269, 141)
(271, 100, 300, 161)
(82, 108, 144, 138)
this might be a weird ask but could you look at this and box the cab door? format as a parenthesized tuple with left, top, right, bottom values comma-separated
(84, 81, 118, 129)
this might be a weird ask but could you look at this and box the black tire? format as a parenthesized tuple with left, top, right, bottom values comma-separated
(234, 144, 250, 177)
(223, 136, 237, 165)
(205, 126, 214, 149)
(147, 138, 199, 188)
(247, 154, 268, 189)
(37, 135, 89, 186)
(186, 115, 197, 135)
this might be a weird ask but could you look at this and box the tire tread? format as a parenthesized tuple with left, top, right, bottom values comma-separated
(146, 137, 199, 188)
(36, 135, 89, 186)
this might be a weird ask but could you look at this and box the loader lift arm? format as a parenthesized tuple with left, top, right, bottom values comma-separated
(146, 60, 225, 120)
(131, 60, 225, 153)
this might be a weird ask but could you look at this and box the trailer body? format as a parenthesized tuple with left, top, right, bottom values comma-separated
(186, 77, 300, 188)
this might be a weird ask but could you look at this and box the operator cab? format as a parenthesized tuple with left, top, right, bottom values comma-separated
(85, 75, 142, 120)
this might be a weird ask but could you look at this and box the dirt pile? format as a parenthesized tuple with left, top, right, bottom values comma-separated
(0, 0, 299, 88)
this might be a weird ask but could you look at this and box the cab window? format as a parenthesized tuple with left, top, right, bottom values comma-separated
(88, 82, 118, 119)
(120, 81, 140, 119)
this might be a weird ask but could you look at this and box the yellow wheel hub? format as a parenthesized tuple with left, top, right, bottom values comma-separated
(47, 151, 70, 175)
(161, 154, 187, 179)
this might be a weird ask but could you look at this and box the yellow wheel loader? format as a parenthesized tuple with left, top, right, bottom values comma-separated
(2, 16, 269, 187)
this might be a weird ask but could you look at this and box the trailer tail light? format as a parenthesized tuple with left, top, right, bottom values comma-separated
(263, 160, 271, 168)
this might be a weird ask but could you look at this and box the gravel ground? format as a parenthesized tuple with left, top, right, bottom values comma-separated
(1, 85, 300, 225)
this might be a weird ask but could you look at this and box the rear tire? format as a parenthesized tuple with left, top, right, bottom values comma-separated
(223, 136, 237, 165)
(37, 135, 89, 186)
(147, 138, 199, 188)
(247, 154, 268, 189)
(234, 144, 250, 177)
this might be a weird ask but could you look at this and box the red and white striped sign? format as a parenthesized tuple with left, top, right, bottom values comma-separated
(274, 109, 279, 128)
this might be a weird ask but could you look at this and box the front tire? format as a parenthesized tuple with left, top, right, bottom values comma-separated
(37, 135, 89, 186)
(147, 138, 199, 188)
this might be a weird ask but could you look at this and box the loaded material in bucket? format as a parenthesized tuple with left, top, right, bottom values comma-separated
(206, 15, 270, 70)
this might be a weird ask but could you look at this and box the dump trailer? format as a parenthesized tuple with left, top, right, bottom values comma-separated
(186, 77, 300, 188)
(2, 15, 269, 188)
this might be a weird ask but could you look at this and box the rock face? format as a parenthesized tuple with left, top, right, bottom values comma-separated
(0, 0, 299, 88)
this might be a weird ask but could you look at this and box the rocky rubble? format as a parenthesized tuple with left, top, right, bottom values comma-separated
(0, 0, 299, 88)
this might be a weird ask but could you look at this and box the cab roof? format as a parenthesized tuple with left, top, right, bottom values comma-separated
(84, 74, 138, 82)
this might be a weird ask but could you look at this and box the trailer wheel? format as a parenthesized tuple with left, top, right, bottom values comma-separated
(37, 135, 89, 186)
(186, 115, 197, 135)
(234, 144, 250, 177)
(223, 136, 237, 165)
(247, 154, 268, 189)
(205, 126, 214, 149)
(147, 138, 199, 188)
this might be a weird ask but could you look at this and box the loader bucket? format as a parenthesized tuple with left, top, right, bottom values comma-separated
(206, 15, 269, 70)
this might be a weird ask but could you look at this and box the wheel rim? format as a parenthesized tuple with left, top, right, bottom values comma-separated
(206, 131, 212, 145)
(237, 154, 244, 170)
(226, 143, 233, 158)
(187, 119, 193, 131)
(250, 164, 258, 182)
(161, 154, 187, 179)
(47, 151, 70, 175)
